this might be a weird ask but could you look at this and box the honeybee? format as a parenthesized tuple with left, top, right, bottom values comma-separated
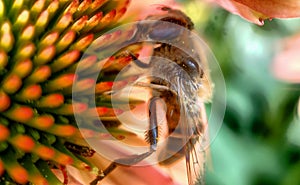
(91, 6, 212, 185)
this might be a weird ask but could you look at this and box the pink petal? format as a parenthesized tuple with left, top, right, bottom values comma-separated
(207, 0, 266, 25)
(207, 0, 300, 25)
(272, 34, 300, 83)
(234, 0, 300, 18)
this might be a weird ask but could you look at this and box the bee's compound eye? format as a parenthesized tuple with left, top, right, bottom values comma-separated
(182, 58, 204, 77)
(148, 22, 182, 40)
(185, 60, 197, 70)
(184, 59, 198, 72)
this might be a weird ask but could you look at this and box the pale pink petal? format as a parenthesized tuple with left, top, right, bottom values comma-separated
(272, 34, 300, 83)
(63, 151, 186, 185)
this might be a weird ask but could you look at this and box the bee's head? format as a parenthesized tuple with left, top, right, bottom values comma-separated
(177, 54, 212, 102)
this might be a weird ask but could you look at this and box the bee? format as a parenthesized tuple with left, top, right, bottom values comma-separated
(91, 6, 212, 185)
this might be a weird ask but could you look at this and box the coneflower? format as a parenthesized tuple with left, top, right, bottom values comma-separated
(0, 0, 145, 184)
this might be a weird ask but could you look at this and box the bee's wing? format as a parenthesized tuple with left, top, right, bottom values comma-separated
(177, 82, 209, 185)
(185, 133, 207, 185)
(185, 109, 208, 185)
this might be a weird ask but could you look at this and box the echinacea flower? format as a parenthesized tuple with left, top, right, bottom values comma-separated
(0, 0, 203, 184)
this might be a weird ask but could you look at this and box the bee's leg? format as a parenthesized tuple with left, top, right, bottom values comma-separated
(90, 152, 153, 185)
(146, 96, 160, 151)
(90, 97, 161, 185)
(134, 82, 177, 96)
(58, 165, 68, 185)
(135, 81, 170, 91)
(126, 51, 151, 68)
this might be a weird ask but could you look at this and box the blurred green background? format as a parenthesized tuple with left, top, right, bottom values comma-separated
(180, 1, 300, 185)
